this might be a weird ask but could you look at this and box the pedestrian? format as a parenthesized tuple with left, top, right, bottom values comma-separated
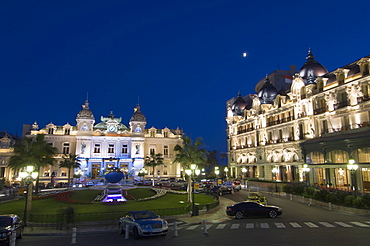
(65, 205, 74, 226)
(56, 206, 65, 230)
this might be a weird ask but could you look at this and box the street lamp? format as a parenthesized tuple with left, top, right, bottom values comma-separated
(241, 167, 247, 188)
(272, 167, 278, 192)
(224, 167, 229, 180)
(19, 165, 39, 226)
(347, 159, 358, 192)
(302, 164, 310, 186)
(185, 164, 200, 216)
(214, 166, 220, 186)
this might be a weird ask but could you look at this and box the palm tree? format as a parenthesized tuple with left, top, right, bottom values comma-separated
(173, 136, 208, 202)
(59, 154, 81, 187)
(206, 150, 220, 174)
(9, 134, 57, 193)
(144, 153, 164, 185)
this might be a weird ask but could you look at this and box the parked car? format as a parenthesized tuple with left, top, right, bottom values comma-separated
(169, 179, 187, 187)
(119, 210, 168, 239)
(209, 184, 234, 195)
(85, 181, 95, 187)
(247, 192, 267, 204)
(0, 214, 24, 245)
(226, 201, 282, 219)
(232, 181, 242, 191)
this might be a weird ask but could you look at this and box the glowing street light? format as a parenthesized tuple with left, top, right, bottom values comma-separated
(19, 165, 39, 226)
(347, 159, 358, 191)
(185, 164, 200, 216)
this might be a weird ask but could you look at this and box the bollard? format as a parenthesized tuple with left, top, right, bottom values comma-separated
(202, 220, 207, 234)
(308, 198, 312, 206)
(71, 228, 77, 245)
(290, 194, 293, 200)
(10, 231, 16, 246)
(173, 221, 178, 237)
(329, 202, 332, 211)
(301, 196, 304, 203)
(125, 224, 129, 239)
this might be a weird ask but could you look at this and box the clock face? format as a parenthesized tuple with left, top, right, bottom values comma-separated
(109, 125, 116, 132)
(81, 125, 87, 131)
(135, 126, 142, 133)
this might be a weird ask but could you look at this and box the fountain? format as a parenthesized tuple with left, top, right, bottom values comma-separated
(102, 170, 126, 203)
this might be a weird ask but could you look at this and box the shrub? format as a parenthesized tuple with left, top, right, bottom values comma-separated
(313, 189, 329, 202)
(325, 193, 339, 204)
(344, 195, 356, 207)
(361, 193, 370, 209)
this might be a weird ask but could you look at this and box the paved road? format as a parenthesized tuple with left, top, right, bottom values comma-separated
(16, 189, 370, 245)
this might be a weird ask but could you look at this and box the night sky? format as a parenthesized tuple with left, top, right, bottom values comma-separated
(1, 0, 370, 154)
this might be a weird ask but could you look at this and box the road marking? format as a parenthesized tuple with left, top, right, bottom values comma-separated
(205, 224, 213, 230)
(304, 222, 319, 228)
(275, 223, 285, 228)
(231, 223, 240, 229)
(289, 222, 302, 228)
(350, 222, 370, 227)
(319, 222, 335, 227)
(260, 223, 269, 228)
(335, 222, 353, 228)
(246, 223, 254, 229)
(186, 225, 199, 230)
(215, 224, 226, 229)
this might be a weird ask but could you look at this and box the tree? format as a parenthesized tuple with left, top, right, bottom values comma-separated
(59, 154, 81, 187)
(173, 136, 208, 202)
(144, 153, 164, 185)
(9, 134, 57, 193)
(206, 150, 220, 174)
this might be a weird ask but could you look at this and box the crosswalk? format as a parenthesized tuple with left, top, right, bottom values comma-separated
(179, 221, 370, 230)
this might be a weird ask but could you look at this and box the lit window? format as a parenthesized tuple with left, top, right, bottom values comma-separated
(94, 144, 101, 153)
(63, 143, 70, 154)
(122, 144, 128, 154)
(108, 144, 115, 153)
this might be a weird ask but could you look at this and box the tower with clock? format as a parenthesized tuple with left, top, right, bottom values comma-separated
(76, 99, 95, 135)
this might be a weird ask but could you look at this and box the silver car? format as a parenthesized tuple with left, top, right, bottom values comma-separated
(119, 210, 168, 239)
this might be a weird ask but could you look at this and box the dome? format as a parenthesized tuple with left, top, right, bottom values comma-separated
(231, 92, 247, 116)
(258, 76, 278, 104)
(299, 49, 328, 85)
(130, 104, 146, 122)
(77, 100, 94, 119)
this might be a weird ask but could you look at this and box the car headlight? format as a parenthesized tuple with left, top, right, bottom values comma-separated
(140, 224, 151, 229)
(163, 220, 168, 227)
(0, 232, 8, 238)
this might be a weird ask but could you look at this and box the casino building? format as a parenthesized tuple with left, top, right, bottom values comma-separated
(24, 101, 184, 185)
(226, 50, 370, 192)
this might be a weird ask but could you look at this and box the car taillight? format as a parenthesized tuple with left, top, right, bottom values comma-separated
(226, 207, 232, 211)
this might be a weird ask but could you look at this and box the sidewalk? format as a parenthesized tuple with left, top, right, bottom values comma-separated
(23, 196, 235, 236)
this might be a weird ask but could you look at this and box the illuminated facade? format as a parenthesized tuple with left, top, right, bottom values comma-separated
(0, 132, 20, 183)
(24, 101, 183, 184)
(226, 50, 370, 192)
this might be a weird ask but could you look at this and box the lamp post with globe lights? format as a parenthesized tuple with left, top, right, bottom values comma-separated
(242, 167, 247, 188)
(185, 164, 200, 216)
(224, 167, 229, 180)
(347, 159, 358, 193)
(302, 164, 310, 186)
(272, 167, 278, 193)
(19, 165, 39, 226)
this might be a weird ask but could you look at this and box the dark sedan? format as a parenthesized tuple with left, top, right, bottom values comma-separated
(0, 214, 24, 245)
(226, 201, 282, 219)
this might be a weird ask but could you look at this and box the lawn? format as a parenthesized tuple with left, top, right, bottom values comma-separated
(0, 188, 217, 222)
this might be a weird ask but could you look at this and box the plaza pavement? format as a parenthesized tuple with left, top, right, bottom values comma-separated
(23, 196, 235, 236)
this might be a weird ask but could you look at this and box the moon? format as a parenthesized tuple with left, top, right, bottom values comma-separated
(243, 52, 247, 57)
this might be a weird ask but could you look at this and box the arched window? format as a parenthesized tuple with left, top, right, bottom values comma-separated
(326, 150, 348, 163)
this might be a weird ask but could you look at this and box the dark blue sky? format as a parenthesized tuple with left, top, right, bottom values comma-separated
(1, 0, 369, 153)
